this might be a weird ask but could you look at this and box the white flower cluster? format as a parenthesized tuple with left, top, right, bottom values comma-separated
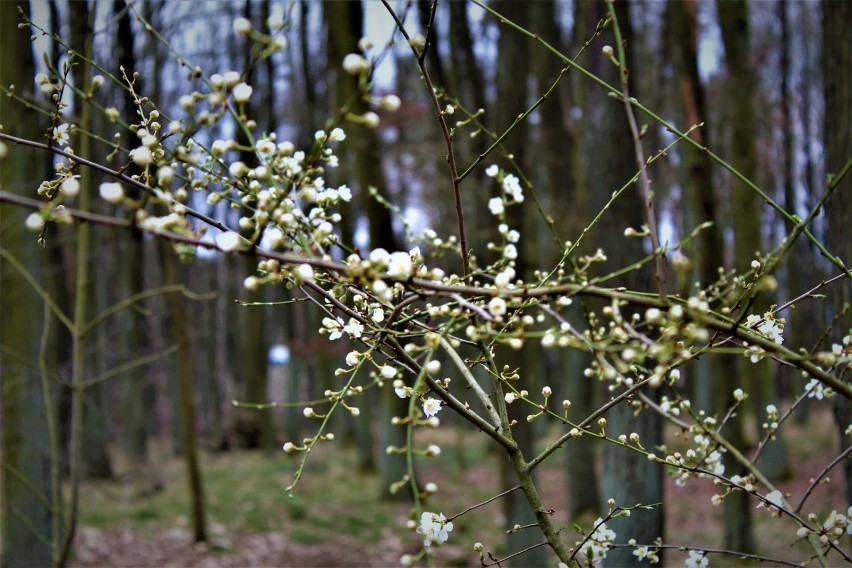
(745, 312, 784, 344)
(416, 511, 453, 546)
(580, 518, 616, 566)
(804, 378, 834, 400)
(322, 317, 364, 340)
(670, 432, 725, 487)
(629, 540, 660, 564)
(798, 507, 852, 545)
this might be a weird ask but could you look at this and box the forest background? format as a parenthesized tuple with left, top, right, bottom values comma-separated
(0, 0, 850, 566)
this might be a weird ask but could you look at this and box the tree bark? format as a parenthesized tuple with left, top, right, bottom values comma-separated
(822, 0, 852, 511)
(585, 3, 664, 565)
(0, 3, 56, 564)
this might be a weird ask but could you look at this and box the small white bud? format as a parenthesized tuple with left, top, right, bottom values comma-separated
(99, 182, 124, 204)
(233, 17, 252, 35)
(25, 213, 45, 232)
(342, 53, 369, 75)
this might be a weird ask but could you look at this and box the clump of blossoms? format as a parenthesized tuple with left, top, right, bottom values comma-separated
(629, 540, 660, 564)
(669, 431, 725, 487)
(579, 518, 617, 565)
(416, 512, 453, 547)
(745, 311, 784, 345)
(804, 377, 835, 400)
(485, 164, 524, 203)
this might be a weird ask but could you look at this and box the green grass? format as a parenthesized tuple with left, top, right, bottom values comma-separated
(77, 445, 402, 545)
(74, 406, 847, 566)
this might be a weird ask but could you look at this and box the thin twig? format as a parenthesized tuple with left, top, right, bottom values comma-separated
(607, 0, 667, 300)
(482, 540, 550, 567)
(380, 0, 470, 277)
(441, 337, 501, 427)
(795, 445, 852, 514)
(447, 485, 521, 522)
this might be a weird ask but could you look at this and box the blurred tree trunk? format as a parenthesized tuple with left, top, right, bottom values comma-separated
(717, 0, 783, 551)
(776, 0, 818, 415)
(449, 0, 490, 269)
(491, 3, 548, 565)
(160, 245, 208, 543)
(324, 0, 393, 486)
(44, 0, 74, 480)
(531, 0, 601, 520)
(65, 0, 113, 482)
(0, 2, 55, 564)
(582, 3, 664, 565)
(234, 0, 277, 452)
(667, 0, 724, 414)
(296, 1, 320, 150)
(822, 0, 852, 511)
(113, 0, 154, 468)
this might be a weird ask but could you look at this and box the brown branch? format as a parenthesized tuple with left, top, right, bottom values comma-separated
(0, 132, 230, 233)
(380, 0, 470, 277)
(607, 1, 667, 300)
(3, 191, 848, 400)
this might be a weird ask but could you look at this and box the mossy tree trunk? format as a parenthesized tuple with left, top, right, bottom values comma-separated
(0, 2, 55, 564)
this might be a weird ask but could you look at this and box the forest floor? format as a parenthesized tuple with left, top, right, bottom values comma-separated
(70, 405, 847, 567)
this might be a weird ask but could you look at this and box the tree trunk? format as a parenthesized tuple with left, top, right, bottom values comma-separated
(324, 0, 400, 496)
(584, 3, 664, 565)
(490, 3, 550, 564)
(822, 0, 852, 511)
(0, 3, 55, 564)
(161, 245, 208, 543)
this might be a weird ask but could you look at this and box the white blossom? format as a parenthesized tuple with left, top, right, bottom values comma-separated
(581, 518, 616, 565)
(362, 111, 380, 129)
(342, 53, 369, 75)
(756, 490, 784, 513)
(53, 123, 69, 146)
(215, 231, 243, 252)
(746, 313, 784, 344)
(502, 173, 523, 201)
(25, 213, 44, 232)
(130, 146, 154, 167)
(233, 82, 253, 103)
(61, 177, 80, 197)
(294, 263, 314, 282)
(685, 550, 708, 568)
(345, 351, 360, 367)
(387, 251, 413, 279)
(378, 94, 401, 112)
(99, 182, 124, 204)
(380, 365, 397, 379)
(233, 17, 252, 35)
(394, 380, 410, 399)
(503, 244, 518, 260)
(488, 197, 504, 216)
(488, 297, 507, 318)
(416, 512, 453, 546)
(422, 397, 442, 417)
(343, 318, 364, 338)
